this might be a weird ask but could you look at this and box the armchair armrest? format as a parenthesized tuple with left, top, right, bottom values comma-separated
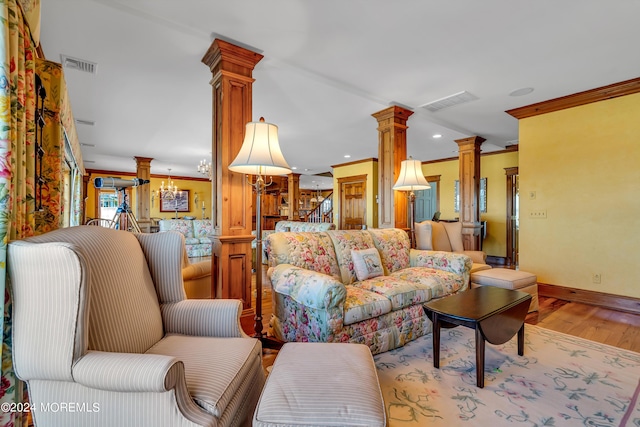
(410, 249, 473, 288)
(270, 264, 346, 310)
(161, 299, 247, 338)
(73, 351, 182, 392)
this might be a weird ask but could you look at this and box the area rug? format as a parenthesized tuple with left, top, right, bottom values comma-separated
(374, 325, 640, 426)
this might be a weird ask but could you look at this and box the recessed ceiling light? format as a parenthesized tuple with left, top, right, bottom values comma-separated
(432, 134, 442, 139)
(80, 143, 96, 147)
(509, 87, 534, 97)
(291, 166, 297, 170)
(344, 154, 351, 158)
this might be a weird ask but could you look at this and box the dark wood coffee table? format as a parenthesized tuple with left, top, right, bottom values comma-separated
(423, 286, 532, 388)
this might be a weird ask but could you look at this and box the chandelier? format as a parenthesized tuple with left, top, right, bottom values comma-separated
(310, 185, 325, 204)
(197, 159, 212, 181)
(157, 168, 180, 200)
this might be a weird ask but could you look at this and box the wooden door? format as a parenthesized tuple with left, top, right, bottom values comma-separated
(339, 175, 366, 230)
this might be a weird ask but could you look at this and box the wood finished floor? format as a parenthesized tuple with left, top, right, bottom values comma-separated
(253, 265, 640, 356)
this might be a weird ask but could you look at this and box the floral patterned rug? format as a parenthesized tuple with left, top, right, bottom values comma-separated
(374, 324, 640, 426)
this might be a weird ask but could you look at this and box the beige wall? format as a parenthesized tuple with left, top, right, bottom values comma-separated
(422, 151, 518, 257)
(518, 92, 640, 298)
(332, 159, 378, 229)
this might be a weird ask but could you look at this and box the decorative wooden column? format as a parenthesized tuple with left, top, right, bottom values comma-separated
(134, 156, 153, 233)
(202, 39, 263, 333)
(287, 173, 301, 220)
(455, 136, 486, 250)
(372, 106, 413, 229)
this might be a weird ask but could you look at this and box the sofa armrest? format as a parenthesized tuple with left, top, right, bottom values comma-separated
(161, 299, 247, 338)
(410, 250, 473, 288)
(73, 351, 182, 392)
(270, 264, 346, 310)
(455, 250, 486, 264)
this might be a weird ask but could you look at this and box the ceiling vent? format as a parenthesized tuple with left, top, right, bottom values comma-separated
(421, 91, 478, 112)
(75, 118, 95, 126)
(61, 55, 97, 74)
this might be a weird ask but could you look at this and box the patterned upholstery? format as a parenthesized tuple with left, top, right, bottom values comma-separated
(159, 219, 213, 257)
(267, 229, 472, 354)
(8, 226, 264, 427)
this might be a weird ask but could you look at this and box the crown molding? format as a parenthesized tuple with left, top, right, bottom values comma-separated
(506, 77, 640, 119)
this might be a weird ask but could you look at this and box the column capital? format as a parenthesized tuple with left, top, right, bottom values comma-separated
(372, 105, 414, 127)
(202, 39, 264, 75)
(455, 136, 486, 150)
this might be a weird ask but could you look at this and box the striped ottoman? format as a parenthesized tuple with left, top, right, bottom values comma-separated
(471, 268, 539, 312)
(253, 342, 386, 427)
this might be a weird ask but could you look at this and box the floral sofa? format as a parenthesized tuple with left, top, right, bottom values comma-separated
(255, 220, 336, 264)
(158, 219, 212, 257)
(266, 228, 472, 354)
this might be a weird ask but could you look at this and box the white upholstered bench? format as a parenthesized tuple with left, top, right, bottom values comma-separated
(253, 342, 386, 427)
(471, 268, 539, 312)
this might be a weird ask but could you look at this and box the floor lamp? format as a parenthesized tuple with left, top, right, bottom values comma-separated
(229, 117, 291, 344)
(393, 157, 431, 248)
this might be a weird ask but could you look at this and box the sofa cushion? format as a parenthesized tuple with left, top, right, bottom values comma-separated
(327, 230, 376, 284)
(266, 232, 341, 281)
(390, 267, 465, 300)
(367, 228, 411, 274)
(352, 276, 430, 310)
(414, 221, 433, 250)
(192, 220, 213, 238)
(351, 248, 384, 281)
(344, 286, 392, 325)
(159, 219, 194, 238)
(429, 221, 452, 252)
(185, 237, 200, 245)
(442, 221, 464, 252)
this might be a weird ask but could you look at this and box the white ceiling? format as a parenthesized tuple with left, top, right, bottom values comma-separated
(41, 0, 640, 190)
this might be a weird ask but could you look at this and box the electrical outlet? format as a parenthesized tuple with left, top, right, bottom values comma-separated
(529, 210, 547, 219)
(592, 273, 601, 284)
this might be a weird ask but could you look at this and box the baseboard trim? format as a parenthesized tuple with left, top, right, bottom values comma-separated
(538, 283, 640, 315)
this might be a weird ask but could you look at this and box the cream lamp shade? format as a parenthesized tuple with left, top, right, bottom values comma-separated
(393, 157, 431, 191)
(229, 117, 291, 176)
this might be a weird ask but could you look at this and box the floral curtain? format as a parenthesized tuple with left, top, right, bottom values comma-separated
(0, 0, 39, 426)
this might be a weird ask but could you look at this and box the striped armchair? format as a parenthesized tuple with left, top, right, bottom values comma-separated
(8, 226, 264, 427)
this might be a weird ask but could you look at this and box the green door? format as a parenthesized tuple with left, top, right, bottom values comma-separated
(414, 182, 438, 223)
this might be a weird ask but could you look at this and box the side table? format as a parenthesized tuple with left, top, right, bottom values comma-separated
(423, 286, 531, 387)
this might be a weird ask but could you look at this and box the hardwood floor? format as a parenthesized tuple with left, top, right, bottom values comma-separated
(253, 265, 640, 354)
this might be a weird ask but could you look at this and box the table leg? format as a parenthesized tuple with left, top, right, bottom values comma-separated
(432, 312, 440, 369)
(475, 326, 485, 388)
(517, 323, 525, 356)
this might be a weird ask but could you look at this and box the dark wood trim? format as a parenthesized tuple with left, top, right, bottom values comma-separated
(486, 256, 507, 266)
(538, 283, 640, 315)
(505, 167, 518, 266)
(506, 77, 640, 119)
(331, 158, 377, 169)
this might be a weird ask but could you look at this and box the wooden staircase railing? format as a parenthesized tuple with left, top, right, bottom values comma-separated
(304, 192, 333, 223)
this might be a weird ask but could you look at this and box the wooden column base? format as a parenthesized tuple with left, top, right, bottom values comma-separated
(211, 235, 255, 334)
(462, 222, 482, 251)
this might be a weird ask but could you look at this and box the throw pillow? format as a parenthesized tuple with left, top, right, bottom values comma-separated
(442, 221, 464, 252)
(351, 248, 384, 281)
(414, 221, 433, 250)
